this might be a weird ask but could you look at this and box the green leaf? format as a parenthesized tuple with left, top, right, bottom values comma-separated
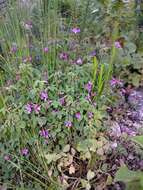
(77, 141, 89, 152)
(52, 101, 59, 108)
(37, 117, 47, 127)
(126, 181, 143, 190)
(126, 43, 136, 54)
(19, 121, 26, 128)
(132, 74, 140, 87)
(132, 136, 143, 147)
(77, 139, 97, 153)
(45, 153, 62, 164)
(115, 165, 142, 182)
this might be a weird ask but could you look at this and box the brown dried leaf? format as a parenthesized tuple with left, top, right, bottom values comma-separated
(69, 164, 75, 174)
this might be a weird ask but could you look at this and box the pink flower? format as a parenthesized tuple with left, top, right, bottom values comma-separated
(59, 52, 69, 60)
(76, 58, 83, 65)
(25, 103, 32, 114)
(111, 142, 118, 149)
(47, 100, 52, 105)
(114, 41, 122, 49)
(120, 88, 127, 96)
(110, 77, 123, 88)
(43, 47, 49, 53)
(65, 121, 72, 128)
(21, 148, 29, 156)
(71, 27, 81, 34)
(33, 104, 41, 114)
(85, 81, 92, 93)
(88, 112, 94, 119)
(59, 97, 66, 106)
(40, 91, 48, 101)
(85, 94, 92, 102)
(39, 129, 49, 139)
(75, 112, 81, 120)
(4, 155, 11, 161)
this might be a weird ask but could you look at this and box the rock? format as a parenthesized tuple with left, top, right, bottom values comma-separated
(128, 88, 143, 120)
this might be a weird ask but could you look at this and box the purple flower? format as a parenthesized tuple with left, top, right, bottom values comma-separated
(128, 154, 134, 160)
(120, 88, 127, 96)
(110, 77, 123, 88)
(75, 112, 81, 120)
(85, 93, 91, 102)
(39, 129, 49, 139)
(52, 109, 59, 113)
(111, 123, 122, 137)
(21, 148, 29, 156)
(25, 103, 32, 114)
(111, 142, 118, 149)
(43, 47, 49, 53)
(4, 155, 11, 161)
(59, 52, 69, 61)
(90, 50, 96, 57)
(85, 81, 92, 93)
(76, 58, 83, 65)
(71, 27, 81, 34)
(59, 97, 66, 106)
(114, 41, 122, 49)
(124, 128, 136, 136)
(88, 112, 94, 119)
(47, 100, 52, 105)
(65, 121, 72, 128)
(93, 102, 97, 107)
(33, 104, 41, 114)
(40, 91, 48, 101)
(11, 44, 17, 53)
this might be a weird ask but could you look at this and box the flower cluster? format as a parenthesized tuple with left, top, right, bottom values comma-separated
(59, 52, 69, 61)
(85, 81, 96, 105)
(25, 103, 41, 114)
(43, 47, 49, 53)
(40, 91, 48, 101)
(39, 129, 49, 139)
(110, 77, 123, 88)
(65, 121, 72, 128)
(114, 41, 122, 49)
(21, 148, 29, 156)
